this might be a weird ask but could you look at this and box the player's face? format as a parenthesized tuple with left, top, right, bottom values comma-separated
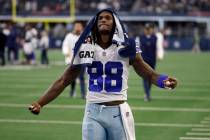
(97, 11, 114, 34)
(74, 23, 83, 35)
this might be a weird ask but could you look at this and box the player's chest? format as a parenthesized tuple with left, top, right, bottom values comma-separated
(94, 45, 123, 62)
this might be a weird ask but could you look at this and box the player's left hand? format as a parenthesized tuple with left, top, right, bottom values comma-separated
(163, 77, 177, 90)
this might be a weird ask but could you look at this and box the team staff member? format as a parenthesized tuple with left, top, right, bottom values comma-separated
(139, 23, 159, 101)
(0, 28, 7, 66)
(62, 21, 86, 99)
(29, 9, 177, 140)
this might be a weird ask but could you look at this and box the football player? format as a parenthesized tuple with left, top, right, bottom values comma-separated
(29, 9, 177, 140)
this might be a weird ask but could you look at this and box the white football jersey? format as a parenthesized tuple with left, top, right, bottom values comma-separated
(86, 44, 130, 103)
(73, 41, 141, 103)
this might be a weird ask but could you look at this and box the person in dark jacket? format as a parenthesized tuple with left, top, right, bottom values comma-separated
(6, 23, 19, 64)
(0, 28, 7, 66)
(139, 23, 157, 101)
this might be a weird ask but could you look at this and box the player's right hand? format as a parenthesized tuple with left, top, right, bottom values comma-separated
(28, 102, 41, 115)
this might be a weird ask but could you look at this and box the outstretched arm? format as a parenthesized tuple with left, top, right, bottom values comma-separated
(131, 53, 177, 89)
(29, 65, 81, 115)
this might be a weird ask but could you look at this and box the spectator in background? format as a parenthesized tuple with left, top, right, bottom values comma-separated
(0, 28, 7, 66)
(39, 30, 49, 65)
(22, 24, 38, 65)
(6, 23, 19, 64)
(156, 28, 165, 60)
(53, 23, 66, 39)
(22, 41, 36, 65)
(97, 1, 109, 10)
(25, 0, 37, 13)
(139, 23, 158, 101)
(62, 21, 86, 99)
(192, 28, 201, 53)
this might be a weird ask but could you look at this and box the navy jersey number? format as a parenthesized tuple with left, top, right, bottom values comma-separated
(87, 61, 123, 93)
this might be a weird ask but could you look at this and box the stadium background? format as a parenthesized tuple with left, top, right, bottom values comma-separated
(0, 0, 210, 140)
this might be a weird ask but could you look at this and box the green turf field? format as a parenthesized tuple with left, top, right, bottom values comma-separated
(0, 50, 210, 140)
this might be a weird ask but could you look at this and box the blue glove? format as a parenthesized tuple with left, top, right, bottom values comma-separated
(118, 38, 136, 60)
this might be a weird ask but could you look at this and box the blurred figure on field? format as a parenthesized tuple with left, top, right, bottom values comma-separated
(53, 23, 66, 38)
(22, 24, 38, 65)
(39, 30, 49, 65)
(192, 28, 201, 53)
(6, 23, 19, 64)
(139, 23, 160, 101)
(0, 28, 7, 66)
(156, 28, 165, 60)
(62, 21, 86, 99)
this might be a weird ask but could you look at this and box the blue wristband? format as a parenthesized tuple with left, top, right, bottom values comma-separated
(157, 75, 168, 88)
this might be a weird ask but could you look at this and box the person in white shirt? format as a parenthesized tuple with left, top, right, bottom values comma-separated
(62, 21, 86, 98)
(23, 24, 38, 65)
(39, 30, 49, 65)
(156, 29, 165, 60)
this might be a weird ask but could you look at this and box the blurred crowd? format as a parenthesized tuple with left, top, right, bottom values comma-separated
(131, 0, 210, 15)
(0, 0, 210, 66)
(76, 0, 210, 15)
(0, 22, 51, 66)
(1, 0, 210, 15)
(0, 20, 206, 66)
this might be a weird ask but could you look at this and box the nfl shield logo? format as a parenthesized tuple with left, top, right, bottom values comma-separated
(126, 112, 129, 117)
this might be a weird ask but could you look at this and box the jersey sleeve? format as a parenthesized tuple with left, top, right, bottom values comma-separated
(73, 43, 95, 65)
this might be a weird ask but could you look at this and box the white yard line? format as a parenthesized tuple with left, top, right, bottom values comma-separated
(181, 83, 210, 86)
(181, 116, 210, 140)
(0, 103, 84, 109)
(204, 117, 210, 121)
(0, 119, 208, 128)
(131, 106, 210, 113)
(192, 128, 210, 132)
(1, 93, 210, 101)
(201, 121, 210, 124)
(1, 103, 210, 113)
(0, 62, 64, 70)
(186, 132, 210, 136)
(0, 85, 42, 88)
(180, 137, 210, 140)
(0, 119, 81, 125)
(129, 88, 210, 92)
(180, 116, 210, 140)
(129, 95, 210, 101)
(136, 123, 208, 128)
(0, 65, 50, 70)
